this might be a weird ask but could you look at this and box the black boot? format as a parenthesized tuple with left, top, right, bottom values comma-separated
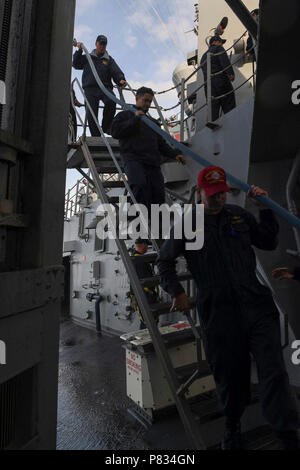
(221, 422, 243, 450)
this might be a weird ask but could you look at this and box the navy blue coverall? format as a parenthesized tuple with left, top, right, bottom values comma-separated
(157, 204, 300, 440)
(200, 45, 236, 121)
(73, 49, 125, 135)
(111, 109, 180, 213)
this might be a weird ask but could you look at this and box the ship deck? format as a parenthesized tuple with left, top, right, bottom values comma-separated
(57, 321, 284, 450)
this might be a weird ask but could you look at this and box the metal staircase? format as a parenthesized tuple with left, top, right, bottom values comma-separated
(66, 131, 272, 449)
(67, 129, 209, 448)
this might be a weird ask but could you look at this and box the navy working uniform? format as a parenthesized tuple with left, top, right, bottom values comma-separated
(131, 248, 158, 330)
(73, 48, 125, 135)
(157, 204, 300, 444)
(111, 109, 181, 212)
(200, 40, 236, 121)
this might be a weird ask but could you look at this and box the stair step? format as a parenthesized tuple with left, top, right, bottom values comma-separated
(150, 297, 197, 316)
(102, 180, 126, 189)
(140, 272, 192, 288)
(90, 152, 121, 160)
(175, 363, 211, 382)
(108, 195, 133, 205)
(96, 166, 122, 174)
(67, 146, 121, 170)
(85, 136, 120, 150)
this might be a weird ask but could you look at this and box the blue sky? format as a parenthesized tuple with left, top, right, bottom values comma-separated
(66, 0, 197, 191)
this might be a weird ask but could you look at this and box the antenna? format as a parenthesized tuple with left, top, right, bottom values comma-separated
(184, 3, 199, 36)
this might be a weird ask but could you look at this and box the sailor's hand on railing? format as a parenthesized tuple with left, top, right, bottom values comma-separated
(272, 267, 295, 281)
(170, 293, 191, 313)
(119, 80, 127, 87)
(229, 74, 235, 82)
(247, 185, 269, 207)
(176, 154, 187, 165)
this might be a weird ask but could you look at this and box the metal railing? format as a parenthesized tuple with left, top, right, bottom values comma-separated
(70, 34, 256, 145)
(68, 39, 300, 231)
(64, 172, 120, 220)
(69, 39, 300, 231)
(74, 30, 253, 140)
(70, 77, 174, 145)
(114, 29, 250, 97)
(164, 41, 256, 138)
(65, 175, 91, 220)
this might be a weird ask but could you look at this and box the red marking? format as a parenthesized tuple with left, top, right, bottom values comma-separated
(172, 323, 190, 329)
(126, 358, 141, 374)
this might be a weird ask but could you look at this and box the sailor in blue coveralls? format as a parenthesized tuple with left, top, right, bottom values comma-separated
(111, 87, 186, 215)
(157, 165, 300, 450)
(200, 35, 236, 122)
(73, 35, 127, 136)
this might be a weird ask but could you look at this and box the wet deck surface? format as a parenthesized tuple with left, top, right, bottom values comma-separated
(57, 322, 283, 450)
(57, 321, 151, 450)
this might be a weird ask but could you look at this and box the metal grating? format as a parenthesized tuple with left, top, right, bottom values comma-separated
(0, 367, 37, 450)
(0, 375, 17, 449)
(0, 0, 12, 127)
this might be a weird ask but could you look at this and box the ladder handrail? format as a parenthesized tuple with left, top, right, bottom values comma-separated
(73, 40, 300, 231)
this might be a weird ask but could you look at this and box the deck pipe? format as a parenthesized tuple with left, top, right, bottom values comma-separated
(86, 293, 103, 334)
(95, 295, 103, 334)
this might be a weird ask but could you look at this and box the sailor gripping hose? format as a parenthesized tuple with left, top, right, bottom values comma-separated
(73, 39, 300, 231)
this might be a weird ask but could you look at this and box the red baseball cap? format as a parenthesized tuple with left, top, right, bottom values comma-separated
(197, 166, 230, 197)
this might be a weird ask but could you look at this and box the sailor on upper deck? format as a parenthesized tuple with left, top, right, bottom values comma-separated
(200, 35, 236, 122)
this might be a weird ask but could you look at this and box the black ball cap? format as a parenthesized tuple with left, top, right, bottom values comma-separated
(96, 35, 107, 44)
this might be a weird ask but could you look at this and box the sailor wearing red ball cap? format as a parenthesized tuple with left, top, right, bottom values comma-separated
(157, 165, 300, 450)
(197, 165, 231, 213)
